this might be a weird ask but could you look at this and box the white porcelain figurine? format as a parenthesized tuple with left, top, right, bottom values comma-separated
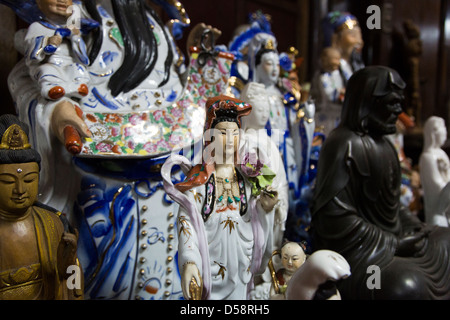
(419, 116, 450, 227)
(162, 95, 278, 300)
(285, 250, 351, 300)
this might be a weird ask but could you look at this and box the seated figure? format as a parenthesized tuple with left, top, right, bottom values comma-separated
(23, 0, 91, 100)
(0, 114, 82, 300)
(311, 66, 450, 299)
(419, 116, 450, 227)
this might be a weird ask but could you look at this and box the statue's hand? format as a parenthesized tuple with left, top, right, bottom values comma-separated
(48, 34, 63, 48)
(274, 206, 286, 225)
(259, 186, 279, 213)
(182, 262, 202, 300)
(58, 230, 79, 277)
(51, 100, 91, 152)
(396, 229, 429, 257)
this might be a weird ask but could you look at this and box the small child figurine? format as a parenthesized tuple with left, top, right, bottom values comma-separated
(285, 250, 351, 300)
(269, 241, 306, 299)
(24, 0, 91, 100)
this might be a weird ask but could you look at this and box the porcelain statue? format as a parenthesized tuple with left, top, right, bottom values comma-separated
(419, 116, 450, 227)
(240, 82, 288, 257)
(268, 241, 306, 300)
(2, 0, 235, 300)
(0, 114, 82, 300)
(239, 82, 289, 300)
(227, 11, 273, 98)
(311, 11, 364, 136)
(228, 15, 316, 249)
(162, 95, 278, 300)
(310, 47, 344, 136)
(23, 0, 92, 101)
(311, 66, 450, 299)
(284, 249, 350, 300)
(247, 32, 315, 239)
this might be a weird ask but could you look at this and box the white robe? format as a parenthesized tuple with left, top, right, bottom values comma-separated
(176, 171, 274, 300)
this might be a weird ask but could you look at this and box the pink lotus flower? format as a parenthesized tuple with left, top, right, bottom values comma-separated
(240, 153, 264, 177)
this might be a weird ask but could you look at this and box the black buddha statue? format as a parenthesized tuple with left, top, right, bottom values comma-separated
(311, 66, 450, 300)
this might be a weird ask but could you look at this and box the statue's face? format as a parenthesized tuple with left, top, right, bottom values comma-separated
(433, 119, 447, 147)
(281, 243, 306, 273)
(334, 26, 364, 60)
(213, 121, 240, 164)
(255, 51, 280, 86)
(367, 89, 404, 135)
(36, 0, 73, 23)
(246, 97, 270, 129)
(321, 49, 341, 72)
(0, 162, 39, 218)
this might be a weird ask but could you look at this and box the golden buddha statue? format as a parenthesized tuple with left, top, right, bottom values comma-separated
(0, 114, 82, 300)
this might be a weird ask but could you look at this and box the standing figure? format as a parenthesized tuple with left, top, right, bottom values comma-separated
(311, 48, 344, 136)
(0, 114, 82, 300)
(240, 82, 289, 299)
(324, 11, 365, 77)
(311, 66, 450, 299)
(311, 11, 364, 135)
(403, 19, 423, 124)
(247, 33, 303, 205)
(240, 82, 288, 255)
(162, 96, 278, 300)
(419, 116, 450, 227)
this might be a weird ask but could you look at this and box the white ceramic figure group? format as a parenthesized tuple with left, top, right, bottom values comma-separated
(3, 0, 354, 301)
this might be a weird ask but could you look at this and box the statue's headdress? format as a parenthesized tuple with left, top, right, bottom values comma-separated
(176, 96, 251, 193)
(0, 114, 41, 167)
(322, 11, 359, 47)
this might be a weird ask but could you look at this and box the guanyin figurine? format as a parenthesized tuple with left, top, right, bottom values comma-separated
(162, 95, 278, 300)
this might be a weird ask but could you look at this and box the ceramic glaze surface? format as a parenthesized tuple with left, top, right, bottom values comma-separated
(3, 0, 234, 300)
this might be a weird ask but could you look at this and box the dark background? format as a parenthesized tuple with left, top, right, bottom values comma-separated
(1, 0, 449, 162)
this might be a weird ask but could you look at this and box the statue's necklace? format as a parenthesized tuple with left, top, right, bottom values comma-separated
(215, 172, 241, 205)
